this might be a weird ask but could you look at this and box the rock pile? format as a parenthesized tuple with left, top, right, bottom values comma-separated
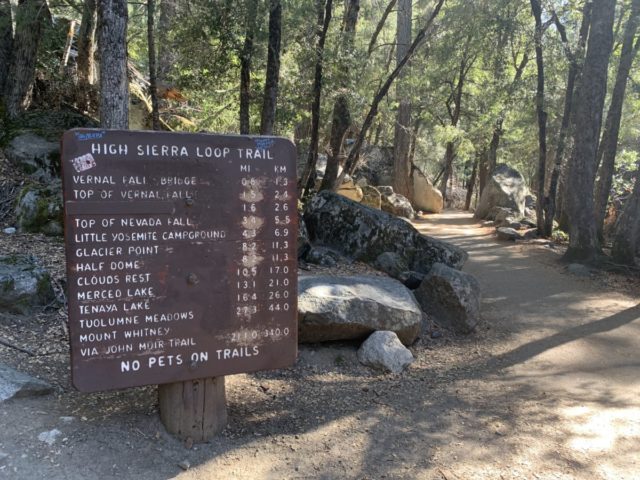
(298, 191, 483, 373)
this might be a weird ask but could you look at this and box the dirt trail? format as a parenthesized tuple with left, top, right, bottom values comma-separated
(1, 212, 639, 479)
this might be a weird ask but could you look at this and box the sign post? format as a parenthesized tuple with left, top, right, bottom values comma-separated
(61, 130, 298, 441)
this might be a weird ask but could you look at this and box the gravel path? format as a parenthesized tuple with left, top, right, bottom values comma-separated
(0, 211, 638, 479)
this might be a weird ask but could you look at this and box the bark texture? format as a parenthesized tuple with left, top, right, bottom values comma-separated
(564, 0, 615, 261)
(297, 0, 333, 193)
(0, 0, 13, 95)
(148, 0, 160, 130)
(98, 0, 129, 129)
(392, 0, 413, 200)
(555, 2, 592, 228)
(239, 0, 258, 134)
(75, 0, 97, 111)
(530, 0, 548, 235)
(157, 0, 178, 83)
(4, 0, 49, 118)
(594, 0, 640, 239)
(260, 0, 282, 135)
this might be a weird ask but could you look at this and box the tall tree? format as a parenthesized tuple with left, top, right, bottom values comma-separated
(297, 0, 333, 194)
(98, 0, 129, 129)
(392, 0, 413, 200)
(564, 0, 616, 262)
(594, 0, 640, 239)
(320, 0, 360, 192)
(439, 42, 475, 203)
(550, 2, 592, 232)
(157, 0, 178, 84)
(530, 0, 547, 234)
(148, 0, 160, 130)
(4, 0, 50, 118)
(76, 0, 97, 88)
(239, 0, 258, 134)
(260, 0, 282, 135)
(0, 0, 13, 95)
(336, 0, 445, 186)
(612, 158, 640, 264)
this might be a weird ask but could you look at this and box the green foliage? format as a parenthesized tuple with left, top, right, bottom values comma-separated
(20, 0, 640, 204)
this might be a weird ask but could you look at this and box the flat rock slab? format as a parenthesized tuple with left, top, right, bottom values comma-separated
(0, 364, 53, 403)
(298, 275, 422, 345)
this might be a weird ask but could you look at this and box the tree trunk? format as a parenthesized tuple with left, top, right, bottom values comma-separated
(0, 0, 13, 95)
(4, 0, 49, 118)
(392, 0, 412, 200)
(320, 95, 350, 191)
(367, 0, 396, 57)
(465, 153, 479, 211)
(297, 0, 333, 194)
(555, 1, 592, 229)
(260, 0, 282, 135)
(564, 0, 615, 262)
(486, 119, 502, 178)
(594, 0, 640, 240)
(98, 0, 129, 129)
(439, 49, 471, 203)
(76, 0, 97, 111)
(440, 141, 455, 202)
(239, 0, 258, 134)
(612, 159, 640, 264)
(319, 0, 359, 192)
(478, 147, 489, 196)
(531, 0, 548, 235)
(336, 0, 444, 186)
(157, 0, 178, 83)
(147, 0, 160, 130)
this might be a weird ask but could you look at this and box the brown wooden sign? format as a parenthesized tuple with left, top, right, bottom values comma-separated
(61, 129, 298, 392)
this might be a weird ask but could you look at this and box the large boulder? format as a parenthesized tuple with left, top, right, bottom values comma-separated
(381, 192, 415, 219)
(0, 364, 53, 403)
(0, 255, 56, 314)
(298, 275, 423, 345)
(4, 133, 59, 181)
(413, 168, 443, 213)
(357, 331, 414, 374)
(15, 182, 63, 236)
(304, 191, 468, 274)
(474, 164, 527, 219)
(414, 263, 481, 334)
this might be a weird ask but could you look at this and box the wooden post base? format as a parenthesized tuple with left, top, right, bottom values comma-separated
(158, 377, 227, 442)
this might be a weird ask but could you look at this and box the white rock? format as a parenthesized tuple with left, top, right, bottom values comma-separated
(2, 228, 16, 234)
(38, 429, 62, 446)
(357, 331, 414, 374)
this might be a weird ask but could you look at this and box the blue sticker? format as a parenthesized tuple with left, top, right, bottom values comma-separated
(254, 138, 275, 150)
(75, 130, 106, 141)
